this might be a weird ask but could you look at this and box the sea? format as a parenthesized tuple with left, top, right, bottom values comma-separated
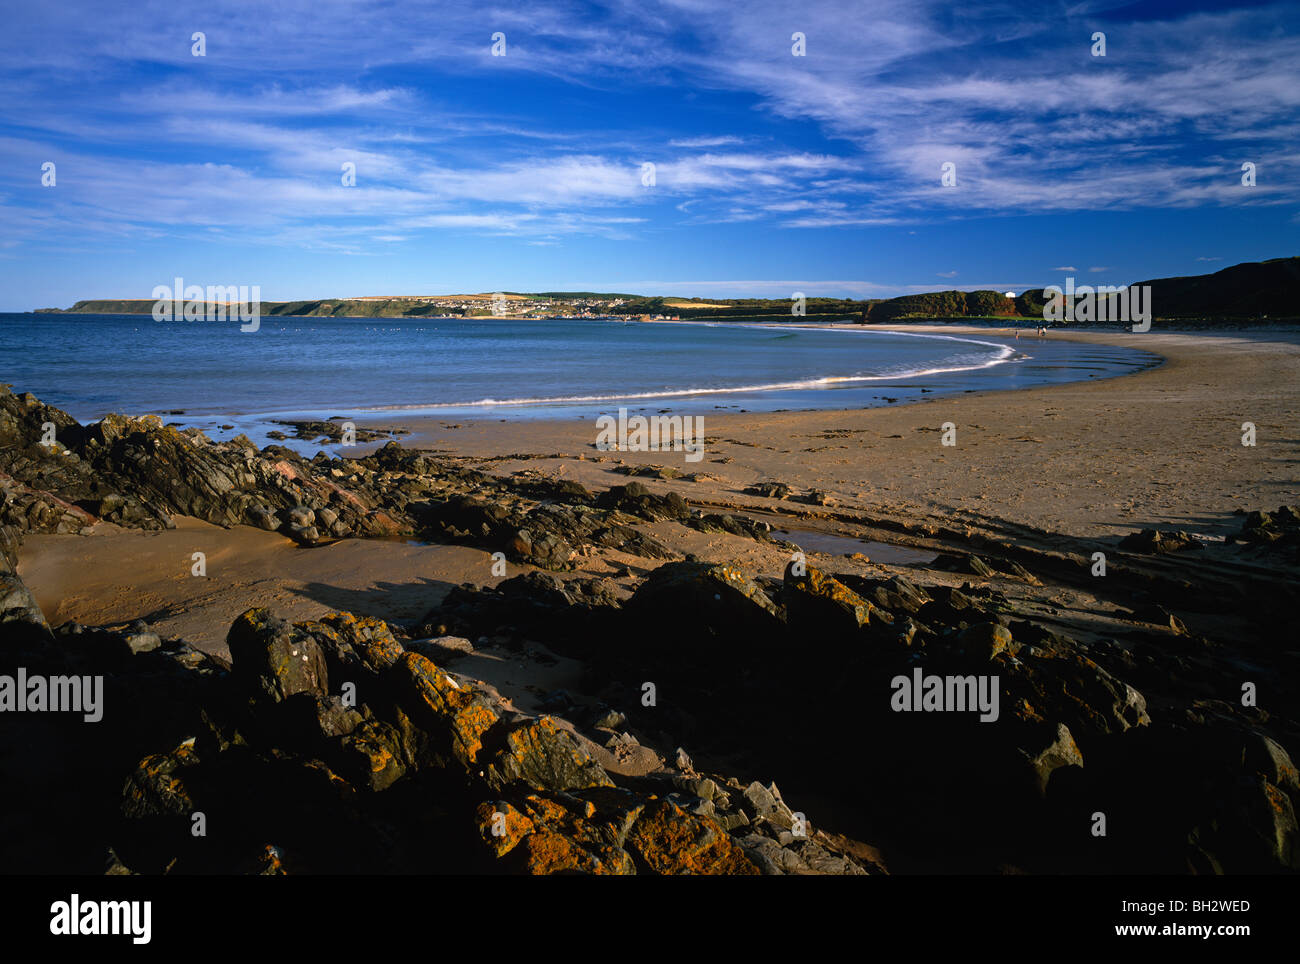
(0, 313, 1159, 454)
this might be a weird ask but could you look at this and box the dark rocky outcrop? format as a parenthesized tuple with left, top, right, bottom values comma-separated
(4, 384, 1298, 876)
(1, 561, 865, 875)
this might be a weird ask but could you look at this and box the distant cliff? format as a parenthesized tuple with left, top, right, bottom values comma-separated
(39, 297, 467, 318)
(35, 256, 1300, 322)
(1012, 257, 1300, 321)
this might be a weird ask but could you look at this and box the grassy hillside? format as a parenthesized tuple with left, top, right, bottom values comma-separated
(1011, 258, 1300, 322)
(861, 290, 1019, 322)
(35, 256, 1299, 322)
(1134, 257, 1300, 318)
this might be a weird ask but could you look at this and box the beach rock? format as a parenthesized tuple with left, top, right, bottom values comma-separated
(1, 475, 101, 537)
(304, 611, 406, 684)
(1119, 529, 1203, 554)
(0, 569, 50, 635)
(0, 386, 83, 451)
(596, 482, 688, 521)
(802, 489, 836, 506)
(393, 651, 499, 767)
(285, 523, 321, 546)
(245, 504, 279, 530)
(484, 717, 614, 793)
(629, 561, 784, 639)
(741, 781, 777, 817)
(508, 528, 574, 570)
(738, 833, 808, 874)
(918, 586, 981, 627)
(104, 848, 135, 876)
(1245, 779, 1300, 868)
(339, 720, 407, 792)
(586, 706, 625, 731)
(1231, 505, 1300, 551)
(0, 524, 19, 570)
(406, 635, 475, 662)
(1002, 643, 1150, 740)
(789, 839, 868, 875)
(616, 464, 682, 481)
(590, 523, 679, 559)
(474, 800, 535, 856)
(1019, 722, 1084, 796)
(934, 552, 998, 578)
(516, 830, 634, 875)
(551, 480, 594, 502)
(491, 790, 649, 875)
(416, 572, 623, 658)
(504, 570, 621, 613)
(673, 775, 718, 800)
(1243, 733, 1300, 793)
(313, 695, 364, 739)
(957, 622, 1017, 660)
(121, 742, 200, 819)
(625, 798, 759, 875)
(1132, 604, 1189, 635)
(122, 631, 162, 655)
(0, 389, 409, 543)
(840, 574, 931, 614)
(226, 608, 329, 704)
(744, 482, 790, 500)
(687, 513, 773, 542)
(782, 562, 881, 637)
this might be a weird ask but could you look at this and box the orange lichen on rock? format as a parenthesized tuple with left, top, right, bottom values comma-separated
(121, 742, 199, 818)
(627, 799, 760, 875)
(320, 612, 405, 671)
(340, 720, 407, 791)
(783, 563, 883, 635)
(394, 651, 498, 766)
(474, 800, 535, 857)
(485, 716, 614, 793)
(519, 831, 635, 875)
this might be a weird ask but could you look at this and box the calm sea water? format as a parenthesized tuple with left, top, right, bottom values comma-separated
(0, 313, 1158, 453)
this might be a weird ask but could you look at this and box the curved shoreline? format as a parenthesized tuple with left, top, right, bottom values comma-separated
(347, 322, 1168, 444)
(227, 326, 1153, 440)
(340, 325, 1297, 541)
(209, 323, 1033, 419)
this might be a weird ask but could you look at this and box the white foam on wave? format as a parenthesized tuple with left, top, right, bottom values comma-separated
(338, 325, 1018, 413)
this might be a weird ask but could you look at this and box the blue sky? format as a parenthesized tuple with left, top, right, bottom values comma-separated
(1, 0, 1296, 310)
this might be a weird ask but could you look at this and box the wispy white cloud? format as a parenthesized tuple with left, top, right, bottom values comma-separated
(0, 0, 1295, 257)
(668, 135, 745, 148)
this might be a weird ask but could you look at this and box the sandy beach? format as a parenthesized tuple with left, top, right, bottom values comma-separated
(17, 324, 1299, 656)
(352, 324, 1299, 538)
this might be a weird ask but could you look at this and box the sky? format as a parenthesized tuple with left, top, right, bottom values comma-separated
(0, 0, 1297, 310)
